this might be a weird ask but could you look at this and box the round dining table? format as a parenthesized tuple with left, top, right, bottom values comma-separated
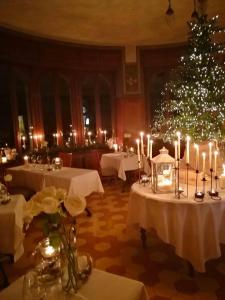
(127, 182, 225, 273)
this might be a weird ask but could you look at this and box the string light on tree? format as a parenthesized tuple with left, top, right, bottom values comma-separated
(154, 14, 225, 142)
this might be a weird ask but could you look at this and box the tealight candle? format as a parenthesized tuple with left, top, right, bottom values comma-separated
(2, 157, 7, 163)
(113, 144, 118, 152)
(24, 155, 29, 165)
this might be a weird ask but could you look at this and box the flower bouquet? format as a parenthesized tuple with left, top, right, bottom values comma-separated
(24, 186, 90, 293)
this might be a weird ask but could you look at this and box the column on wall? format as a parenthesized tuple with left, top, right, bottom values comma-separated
(54, 75, 63, 145)
(95, 78, 102, 142)
(28, 69, 44, 143)
(70, 73, 84, 145)
(9, 72, 20, 150)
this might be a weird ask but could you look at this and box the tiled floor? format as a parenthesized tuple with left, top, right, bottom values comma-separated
(4, 181, 225, 299)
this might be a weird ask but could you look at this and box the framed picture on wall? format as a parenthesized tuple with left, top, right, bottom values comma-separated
(124, 63, 140, 94)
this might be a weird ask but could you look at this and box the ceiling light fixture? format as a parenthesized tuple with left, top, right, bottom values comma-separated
(191, 0, 199, 19)
(166, 0, 174, 16)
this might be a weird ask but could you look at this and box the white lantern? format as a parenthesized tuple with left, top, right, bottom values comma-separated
(151, 147, 175, 193)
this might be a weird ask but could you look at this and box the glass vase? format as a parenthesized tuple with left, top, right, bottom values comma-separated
(60, 223, 80, 293)
(60, 222, 93, 294)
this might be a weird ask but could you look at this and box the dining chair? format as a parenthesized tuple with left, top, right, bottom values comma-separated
(71, 153, 85, 169)
(59, 152, 73, 167)
(0, 254, 10, 290)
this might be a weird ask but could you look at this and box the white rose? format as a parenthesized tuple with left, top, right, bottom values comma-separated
(64, 195, 86, 217)
(4, 174, 12, 182)
(40, 196, 60, 214)
(23, 200, 42, 223)
(56, 188, 67, 202)
(39, 186, 57, 198)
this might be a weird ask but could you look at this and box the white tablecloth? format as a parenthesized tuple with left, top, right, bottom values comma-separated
(7, 165, 104, 197)
(127, 182, 225, 272)
(100, 152, 149, 181)
(0, 269, 149, 300)
(0, 194, 26, 261)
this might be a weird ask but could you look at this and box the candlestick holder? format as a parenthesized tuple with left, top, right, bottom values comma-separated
(186, 163, 189, 197)
(175, 159, 184, 199)
(147, 157, 152, 186)
(207, 169, 221, 200)
(194, 170, 204, 202)
(138, 160, 142, 184)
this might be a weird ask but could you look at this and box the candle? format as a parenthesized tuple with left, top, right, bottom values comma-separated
(150, 139, 153, 160)
(202, 152, 206, 177)
(41, 245, 56, 258)
(174, 141, 178, 165)
(113, 144, 118, 152)
(22, 136, 26, 149)
(214, 150, 218, 176)
(55, 157, 60, 164)
(140, 132, 144, 156)
(2, 157, 7, 164)
(176, 131, 181, 160)
(24, 155, 29, 165)
(194, 144, 199, 170)
(88, 131, 92, 144)
(209, 142, 213, 169)
(103, 130, 107, 142)
(186, 136, 190, 164)
(136, 139, 141, 163)
(55, 133, 59, 146)
(146, 134, 150, 158)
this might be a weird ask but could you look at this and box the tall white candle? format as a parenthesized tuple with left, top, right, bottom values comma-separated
(174, 141, 178, 167)
(150, 139, 153, 160)
(194, 144, 199, 170)
(88, 131, 92, 144)
(103, 130, 107, 142)
(209, 142, 213, 169)
(202, 152, 206, 177)
(146, 134, 150, 158)
(55, 133, 59, 146)
(136, 139, 141, 163)
(24, 155, 29, 165)
(140, 132, 144, 156)
(186, 136, 190, 164)
(214, 150, 218, 176)
(176, 131, 181, 160)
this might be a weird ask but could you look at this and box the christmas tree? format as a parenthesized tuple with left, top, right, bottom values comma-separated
(154, 15, 225, 142)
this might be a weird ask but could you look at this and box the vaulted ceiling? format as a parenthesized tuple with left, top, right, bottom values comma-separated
(0, 0, 224, 46)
